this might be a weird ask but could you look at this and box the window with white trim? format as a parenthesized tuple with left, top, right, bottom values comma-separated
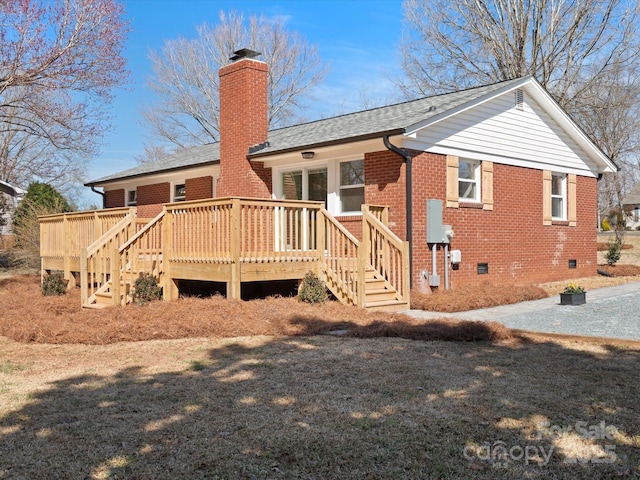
(280, 167, 327, 205)
(458, 159, 480, 202)
(339, 159, 364, 213)
(551, 173, 566, 220)
(173, 183, 186, 202)
(127, 189, 137, 206)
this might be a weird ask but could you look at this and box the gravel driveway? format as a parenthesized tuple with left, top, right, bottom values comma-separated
(405, 282, 640, 341)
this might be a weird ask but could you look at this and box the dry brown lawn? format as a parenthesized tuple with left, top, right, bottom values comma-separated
(0, 235, 639, 478)
(0, 333, 638, 479)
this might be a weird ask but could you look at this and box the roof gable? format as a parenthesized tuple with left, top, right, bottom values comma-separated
(403, 77, 616, 176)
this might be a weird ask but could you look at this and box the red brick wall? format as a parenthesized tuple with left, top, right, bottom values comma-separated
(217, 58, 271, 198)
(335, 215, 363, 241)
(365, 150, 407, 239)
(104, 189, 124, 208)
(136, 182, 170, 218)
(362, 150, 598, 290)
(185, 176, 213, 201)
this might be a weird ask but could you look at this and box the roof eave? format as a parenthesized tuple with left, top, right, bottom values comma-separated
(85, 160, 220, 187)
(247, 128, 406, 160)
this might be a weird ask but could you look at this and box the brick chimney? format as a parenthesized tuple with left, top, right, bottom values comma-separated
(217, 48, 272, 198)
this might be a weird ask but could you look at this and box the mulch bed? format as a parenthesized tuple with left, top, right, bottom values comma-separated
(0, 275, 511, 345)
(597, 264, 640, 276)
(411, 282, 548, 313)
(597, 241, 634, 251)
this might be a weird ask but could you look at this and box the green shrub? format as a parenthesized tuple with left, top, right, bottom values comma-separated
(298, 271, 328, 304)
(605, 238, 622, 266)
(132, 273, 162, 305)
(41, 272, 67, 296)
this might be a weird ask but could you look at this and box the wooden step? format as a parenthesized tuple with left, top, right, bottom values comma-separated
(365, 289, 399, 302)
(83, 303, 110, 310)
(94, 291, 113, 304)
(364, 299, 409, 312)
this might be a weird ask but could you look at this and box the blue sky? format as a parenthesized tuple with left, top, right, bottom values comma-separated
(82, 0, 406, 206)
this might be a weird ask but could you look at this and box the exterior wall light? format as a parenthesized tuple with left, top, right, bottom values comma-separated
(301, 151, 315, 159)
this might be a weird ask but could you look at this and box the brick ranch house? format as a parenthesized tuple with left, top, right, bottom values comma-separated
(42, 49, 616, 309)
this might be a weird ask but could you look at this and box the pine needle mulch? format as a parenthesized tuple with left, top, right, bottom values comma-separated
(411, 282, 549, 313)
(0, 275, 511, 345)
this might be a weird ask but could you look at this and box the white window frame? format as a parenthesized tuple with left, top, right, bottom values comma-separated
(551, 173, 566, 220)
(458, 159, 480, 202)
(127, 189, 137, 206)
(278, 165, 328, 203)
(173, 182, 186, 202)
(338, 159, 365, 214)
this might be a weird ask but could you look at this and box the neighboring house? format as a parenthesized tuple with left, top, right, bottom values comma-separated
(622, 183, 640, 230)
(85, 49, 616, 293)
(0, 180, 25, 248)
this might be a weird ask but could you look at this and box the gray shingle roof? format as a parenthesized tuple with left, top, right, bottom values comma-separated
(87, 77, 526, 186)
(86, 143, 219, 185)
(252, 77, 526, 157)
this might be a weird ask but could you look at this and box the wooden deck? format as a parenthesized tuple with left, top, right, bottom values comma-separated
(40, 197, 410, 311)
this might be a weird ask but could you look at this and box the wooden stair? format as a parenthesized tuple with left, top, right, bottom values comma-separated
(363, 267, 409, 312)
(85, 275, 134, 308)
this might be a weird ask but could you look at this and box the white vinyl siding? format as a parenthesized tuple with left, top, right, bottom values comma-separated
(406, 91, 598, 177)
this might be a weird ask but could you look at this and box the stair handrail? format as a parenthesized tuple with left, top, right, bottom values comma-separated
(318, 208, 361, 305)
(362, 206, 410, 304)
(80, 213, 136, 306)
(116, 210, 165, 305)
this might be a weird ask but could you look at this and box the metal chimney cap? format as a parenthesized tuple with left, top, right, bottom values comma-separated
(230, 48, 262, 61)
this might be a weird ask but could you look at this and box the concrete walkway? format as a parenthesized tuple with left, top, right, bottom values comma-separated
(404, 282, 640, 341)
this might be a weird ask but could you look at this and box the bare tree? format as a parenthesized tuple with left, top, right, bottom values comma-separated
(143, 10, 328, 149)
(401, 0, 640, 216)
(0, 0, 129, 190)
(400, 0, 638, 106)
(573, 64, 640, 221)
(134, 144, 171, 165)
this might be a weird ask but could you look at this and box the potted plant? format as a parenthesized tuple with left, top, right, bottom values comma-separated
(560, 283, 586, 305)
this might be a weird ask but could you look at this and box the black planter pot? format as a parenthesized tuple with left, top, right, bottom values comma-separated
(560, 292, 586, 305)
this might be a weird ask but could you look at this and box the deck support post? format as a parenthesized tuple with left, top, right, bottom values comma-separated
(357, 209, 369, 308)
(111, 244, 120, 305)
(316, 210, 326, 278)
(229, 198, 241, 299)
(162, 205, 179, 301)
(80, 248, 88, 306)
(63, 215, 76, 289)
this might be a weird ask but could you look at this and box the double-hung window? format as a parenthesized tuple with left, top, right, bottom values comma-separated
(551, 173, 566, 220)
(458, 159, 480, 202)
(127, 189, 137, 206)
(173, 183, 186, 202)
(339, 159, 364, 213)
(280, 167, 328, 205)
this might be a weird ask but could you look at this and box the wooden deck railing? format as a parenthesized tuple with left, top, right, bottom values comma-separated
(163, 197, 324, 264)
(116, 211, 165, 306)
(362, 205, 410, 303)
(39, 207, 136, 260)
(320, 208, 361, 306)
(40, 207, 136, 286)
(41, 198, 409, 309)
(80, 213, 136, 305)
